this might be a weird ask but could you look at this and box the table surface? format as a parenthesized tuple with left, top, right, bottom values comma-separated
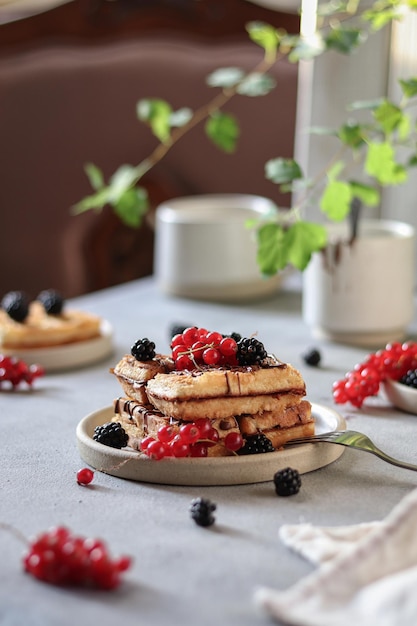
(2, 276, 417, 626)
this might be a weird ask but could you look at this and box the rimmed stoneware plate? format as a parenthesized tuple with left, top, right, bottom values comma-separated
(76, 403, 346, 486)
(383, 379, 417, 415)
(2, 320, 114, 372)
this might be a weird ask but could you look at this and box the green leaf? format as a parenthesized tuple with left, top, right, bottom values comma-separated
(285, 222, 328, 271)
(362, 7, 401, 31)
(256, 223, 288, 275)
(137, 98, 172, 142)
(338, 122, 367, 148)
(205, 112, 240, 153)
(408, 153, 417, 167)
(399, 77, 417, 98)
(320, 180, 352, 221)
(246, 22, 280, 61)
(348, 181, 380, 207)
(113, 187, 149, 228)
(71, 188, 112, 214)
(206, 67, 245, 89)
(373, 100, 404, 134)
(256, 221, 327, 274)
(264, 158, 303, 184)
(108, 165, 140, 203)
(237, 73, 276, 97)
(324, 27, 363, 54)
(365, 141, 408, 185)
(84, 163, 104, 190)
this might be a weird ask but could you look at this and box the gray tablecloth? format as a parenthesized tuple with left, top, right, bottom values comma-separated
(2, 277, 416, 626)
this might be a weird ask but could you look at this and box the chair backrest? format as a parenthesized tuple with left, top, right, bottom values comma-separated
(0, 0, 300, 297)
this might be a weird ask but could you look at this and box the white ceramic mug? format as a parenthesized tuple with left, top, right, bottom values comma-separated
(154, 194, 282, 301)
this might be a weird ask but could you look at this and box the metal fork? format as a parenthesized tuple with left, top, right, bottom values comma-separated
(285, 430, 417, 472)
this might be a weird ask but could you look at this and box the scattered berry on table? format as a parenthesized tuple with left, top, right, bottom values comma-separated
(23, 526, 131, 589)
(237, 433, 274, 455)
(273, 467, 301, 496)
(303, 348, 321, 367)
(169, 323, 192, 339)
(399, 369, 417, 389)
(0, 355, 44, 388)
(76, 468, 94, 485)
(131, 338, 156, 361)
(36, 289, 64, 315)
(332, 341, 417, 407)
(236, 337, 267, 366)
(190, 497, 216, 527)
(93, 422, 129, 449)
(1, 291, 29, 322)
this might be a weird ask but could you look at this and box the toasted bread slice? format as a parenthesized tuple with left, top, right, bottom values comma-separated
(146, 391, 305, 421)
(111, 354, 175, 404)
(0, 301, 101, 349)
(113, 397, 241, 457)
(146, 357, 305, 402)
(263, 419, 315, 449)
(237, 400, 312, 435)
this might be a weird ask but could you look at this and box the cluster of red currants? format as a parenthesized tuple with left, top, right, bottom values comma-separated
(140, 418, 243, 460)
(333, 341, 417, 408)
(171, 327, 238, 370)
(23, 526, 131, 589)
(0, 354, 44, 388)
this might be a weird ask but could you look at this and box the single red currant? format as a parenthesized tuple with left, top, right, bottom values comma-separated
(224, 432, 244, 451)
(76, 468, 94, 485)
(202, 347, 221, 366)
(179, 423, 201, 444)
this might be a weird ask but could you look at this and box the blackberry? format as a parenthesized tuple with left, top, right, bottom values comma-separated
(169, 323, 191, 339)
(273, 467, 301, 496)
(36, 289, 64, 315)
(236, 337, 267, 366)
(237, 433, 274, 455)
(223, 332, 242, 343)
(399, 369, 417, 389)
(1, 291, 29, 322)
(131, 338, 156, 361)
(302, 348, 321, 367)
(93, 422, 129, 449)
(190, 497, 216, 527)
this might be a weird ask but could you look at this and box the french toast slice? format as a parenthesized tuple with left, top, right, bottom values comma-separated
(146, 356, 305, 401)
(0, 301, 101, 349)
(111, 353, 175, 404)
(145, 357, 306, 420)
(237, 399, 312, 435)
(112, 397, 241, 457)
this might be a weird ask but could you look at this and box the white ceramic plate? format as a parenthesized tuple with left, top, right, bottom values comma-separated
(2, 320, 114, 372)
(383, 379, 417, 415)
(76, 403, 346, 486)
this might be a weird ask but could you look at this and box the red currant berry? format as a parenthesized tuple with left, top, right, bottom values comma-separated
(189, 443, 208, 457)
(146, 440, 166, 460)
(194, 418, 212, 438)
(170, 437, 191, 457)
(175, 354, 194, 370)
(76, 468, 94, 485)
(202, 347, 221, 366)
(205, 331, 223, 346)
(140, 436, 156, 451)
(224, 432, 244, 451)
(182, 327, 199, 347)
(157, 425, 176, 443)
(171, 334, 185, 348)
(190, 341, 206, 362)
(179, 423, 201, 444)
(172, 344, 187, 360)
(219, 337, 237, 357)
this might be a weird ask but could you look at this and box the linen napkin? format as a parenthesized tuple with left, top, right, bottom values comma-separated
(255, 488, 417, 626)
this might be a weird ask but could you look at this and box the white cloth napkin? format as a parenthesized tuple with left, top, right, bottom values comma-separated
(255, 488, 417, 626)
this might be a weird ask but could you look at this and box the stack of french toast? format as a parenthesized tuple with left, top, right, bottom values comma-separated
(109, 328, 315, 458)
